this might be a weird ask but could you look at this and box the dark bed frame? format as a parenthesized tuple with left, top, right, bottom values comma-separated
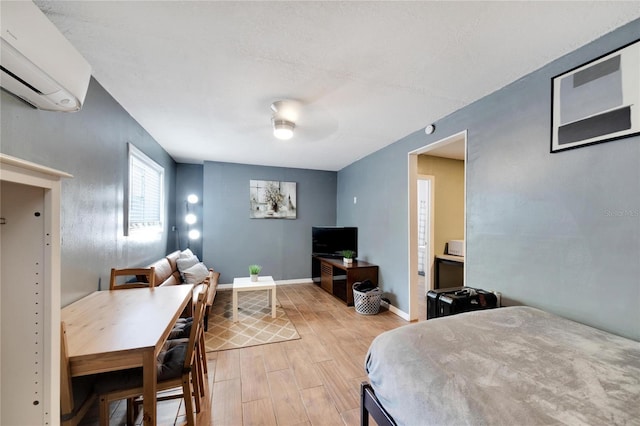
(360, 382, 396, 426)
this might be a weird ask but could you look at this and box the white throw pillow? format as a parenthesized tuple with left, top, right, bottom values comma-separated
(176, 255, 199, 273)
(180, 248, 194, 258)
(182, 262, 209, 284)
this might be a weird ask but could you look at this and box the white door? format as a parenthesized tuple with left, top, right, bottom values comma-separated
(1, 181, 47, 425)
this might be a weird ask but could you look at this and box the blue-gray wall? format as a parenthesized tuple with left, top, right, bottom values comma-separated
(202, 161, 336, 283)
(337, 138, 412, 308)
(1, 78, 178, 306)
(176, 163, 204, 259)
(338, 21, 640, 340)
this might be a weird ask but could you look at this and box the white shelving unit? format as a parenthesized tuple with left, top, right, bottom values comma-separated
(1, 154, 71, 425)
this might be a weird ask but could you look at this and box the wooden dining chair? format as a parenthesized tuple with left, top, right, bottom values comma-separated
(168, 284, 209, 402)
(61, 322, 97, 426)
(109, 267, 156, 290)
(95, 291, 207, 426)
(137, 288, 209, 419)
(193, 285, 209, 403)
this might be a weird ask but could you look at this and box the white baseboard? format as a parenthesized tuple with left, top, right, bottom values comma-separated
(277, 278, 315, 286)
(381, 300, 410, 321)
(218, 277, 314, 291)
(218, 279, 411, 322)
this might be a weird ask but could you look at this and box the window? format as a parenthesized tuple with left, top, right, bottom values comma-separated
(126, 143, 164, 236)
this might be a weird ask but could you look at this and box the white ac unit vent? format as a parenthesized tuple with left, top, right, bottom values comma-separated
(0, 1, 91, 112)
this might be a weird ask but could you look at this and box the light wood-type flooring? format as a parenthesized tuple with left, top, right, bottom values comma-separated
(79, 282, 416, 425)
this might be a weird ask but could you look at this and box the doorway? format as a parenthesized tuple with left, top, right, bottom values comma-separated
(408, 131, 467, 321)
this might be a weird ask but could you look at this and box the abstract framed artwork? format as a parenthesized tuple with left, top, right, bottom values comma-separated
(250, 180, 297, 219)
(551, 39, 640, 153)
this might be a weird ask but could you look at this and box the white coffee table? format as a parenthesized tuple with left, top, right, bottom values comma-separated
(232, 276, 276, 322)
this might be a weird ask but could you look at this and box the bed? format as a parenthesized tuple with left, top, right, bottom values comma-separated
(362, 306, 640, 426)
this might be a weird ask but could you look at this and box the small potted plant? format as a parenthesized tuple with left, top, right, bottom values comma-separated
(249, 264, 262, 282)
(341, 250, 356, 265)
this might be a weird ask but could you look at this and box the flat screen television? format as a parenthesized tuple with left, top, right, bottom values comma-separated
(312, 226, 358, 258)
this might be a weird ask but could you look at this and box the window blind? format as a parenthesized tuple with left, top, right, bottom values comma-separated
(128, 144, 164, 233)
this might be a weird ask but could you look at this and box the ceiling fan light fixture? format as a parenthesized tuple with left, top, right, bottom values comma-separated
(272, 119, 295, 140)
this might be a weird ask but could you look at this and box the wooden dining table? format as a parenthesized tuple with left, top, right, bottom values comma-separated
(61, 284, 194, 425)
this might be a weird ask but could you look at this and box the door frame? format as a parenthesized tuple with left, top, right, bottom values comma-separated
(407, 130, 467, 321)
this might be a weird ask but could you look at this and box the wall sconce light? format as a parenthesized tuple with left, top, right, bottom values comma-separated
(185, 193, 199, 243)
(185, 213, 197, 225)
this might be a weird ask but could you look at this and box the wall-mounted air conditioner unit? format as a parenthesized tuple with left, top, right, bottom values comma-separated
(0, 1, 91, 112)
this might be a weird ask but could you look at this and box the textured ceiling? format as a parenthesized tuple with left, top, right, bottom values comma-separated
(35, 1, 640, 171)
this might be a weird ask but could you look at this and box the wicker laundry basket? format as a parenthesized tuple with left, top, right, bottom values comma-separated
(353, 283, 382, 315)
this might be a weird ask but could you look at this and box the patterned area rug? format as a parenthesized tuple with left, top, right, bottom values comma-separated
(204, 289, 300, 352)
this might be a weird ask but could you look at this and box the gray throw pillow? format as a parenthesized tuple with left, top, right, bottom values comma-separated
(183, 262, 209, 284)
(176, 255, 199, 276)
(157, 342, 187, 381)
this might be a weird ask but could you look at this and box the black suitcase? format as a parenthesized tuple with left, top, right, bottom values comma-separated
(426, 287, 464, 319)
(438, 288, 498, 317)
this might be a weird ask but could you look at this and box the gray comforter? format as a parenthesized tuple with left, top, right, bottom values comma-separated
(365, 306, 640, 425)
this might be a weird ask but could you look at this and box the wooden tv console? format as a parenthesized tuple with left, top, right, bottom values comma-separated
(315, 256, 379, 306)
